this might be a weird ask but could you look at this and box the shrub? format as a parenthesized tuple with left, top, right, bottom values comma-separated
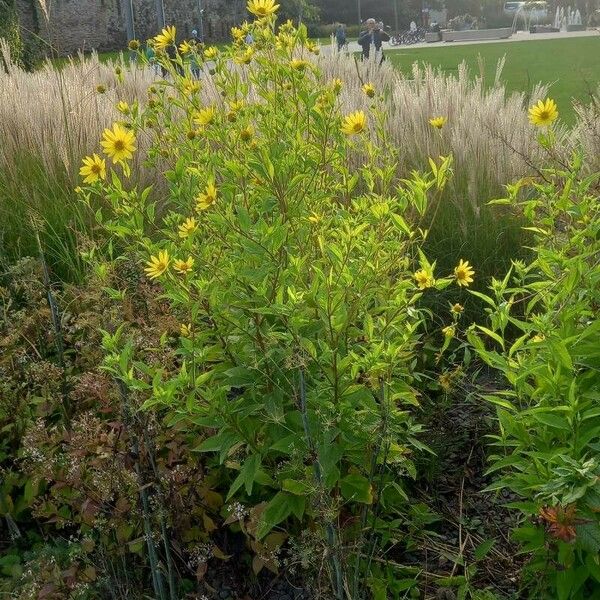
(469, 147, 600, 598)
(81, 9, 475, 596)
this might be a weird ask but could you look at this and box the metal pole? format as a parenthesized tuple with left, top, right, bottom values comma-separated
(197, 0, 205, 41)
(393, 0, 399, 33)
(357, 0, 362, 26)
(123, 0, 136, 41)
(155, 0, 165, 30)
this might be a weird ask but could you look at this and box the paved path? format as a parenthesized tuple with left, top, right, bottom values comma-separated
(334, 28, 599, 54)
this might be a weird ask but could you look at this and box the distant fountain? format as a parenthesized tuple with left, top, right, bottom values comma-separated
(574, 9, 582, 25)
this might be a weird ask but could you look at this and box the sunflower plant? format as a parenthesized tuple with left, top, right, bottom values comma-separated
(79, 4, 463, 595)
(469, 150, 600, 599)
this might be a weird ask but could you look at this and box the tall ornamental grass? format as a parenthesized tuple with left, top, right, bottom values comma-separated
(0, 40, 153, 281)
(1, 38, 598, 285)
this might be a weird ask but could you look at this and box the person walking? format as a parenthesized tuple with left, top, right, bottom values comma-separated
(358, 18, 390, 62)
(335, 24, 347, 51)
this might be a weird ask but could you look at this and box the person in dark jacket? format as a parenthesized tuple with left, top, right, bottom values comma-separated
(358, 18, 390, 61)
(335, 24, 347, 51)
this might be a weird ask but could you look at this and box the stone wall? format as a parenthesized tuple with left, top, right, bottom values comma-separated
(15, 0, 246, 55)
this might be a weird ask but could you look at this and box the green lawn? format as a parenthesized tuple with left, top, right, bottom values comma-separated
(386, 36, 600, 124)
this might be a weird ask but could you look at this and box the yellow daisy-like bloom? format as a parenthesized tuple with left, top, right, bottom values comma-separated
(528, 98, 558, 127)
(247, 0, 280, 18)
(235, 47, 254, 64)
(196, 183, 217, 211)
(306, 41, 320, 55)
(79, 154, 106, 184)
(331, 78, 343, 94)
(182, 78, 201, 94)
(116, 101, 130, 115)
(454, 259, 475, 287)
(153, 26, 176, 50)
(290, 58, 309, 71)
(442, 325, 456, 338)
(145, 250, 170, 280)
(128, 39, 140, 51)
(229, 100, 245, 112)
(276, 33, 295, 50)
(173, 256, 195, 275)
(414, 269, 434, 290)
(231, 26, 245, 42)
(178, 217, 198, 238)
(204, 46, 219, 59)
(194, 106, 216, 127)
(100, 123, 136, 163)
(240, 126, 254, 142)
(180, 323, 193, 337)
(341, 111, 367, 136)
(429, 116, 447, 129)
(451, 303, 464, 314)
(362, 83, 376, 98)
(179, 40, 194, 54)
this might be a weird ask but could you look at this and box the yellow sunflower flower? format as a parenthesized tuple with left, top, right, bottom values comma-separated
(194, 106, 216, 127)
(153, 26, 176, 50)
(116, 101, 130, 115)
(247, 0, 280, 18)
(528, 98, 558, 127)
(362, 83, 376, 98)
(414, 269, 434, 290)
(235, 47, 254, 64)
(178, 217, 198, 238)
(182, 79, 201, 94)
(341, 111, 367, 135)
(454, 259, 475, 287)
(173, 256, 195, 275)
(306, 40, 320, 55)
(229, 100, 245, 112)
(451, 303, 464, 314)
(231, 26, 245, 42)
(429, 116, 447, 129)
(145, 250, 170, 280)
(79, 154, 106, 184)
(331, 78, 343, 93)
(100, 123, 136, 163)
(240, 126, 254, 142)
(290, 58, 309, 71)
(196, 183, 217, 211)
(204, 46, 219, 59)
(179, 40, 194, 54)
(180, 323, 193, 337)
(442, 325, 456, 338)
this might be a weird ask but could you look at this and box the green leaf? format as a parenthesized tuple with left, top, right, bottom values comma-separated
(224, 366, 256, 387)
(531, 412, 571, 431)
(549, 340, 574, 371)
(474, 539, 495, 561)
(257, 492, 296, 539)
(340, 474, 373, 504)
(227, 454, 260, 501)
(282, 479, 311, 496)
(577, 522, 600, 553)
(474, 325, 505, 349)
